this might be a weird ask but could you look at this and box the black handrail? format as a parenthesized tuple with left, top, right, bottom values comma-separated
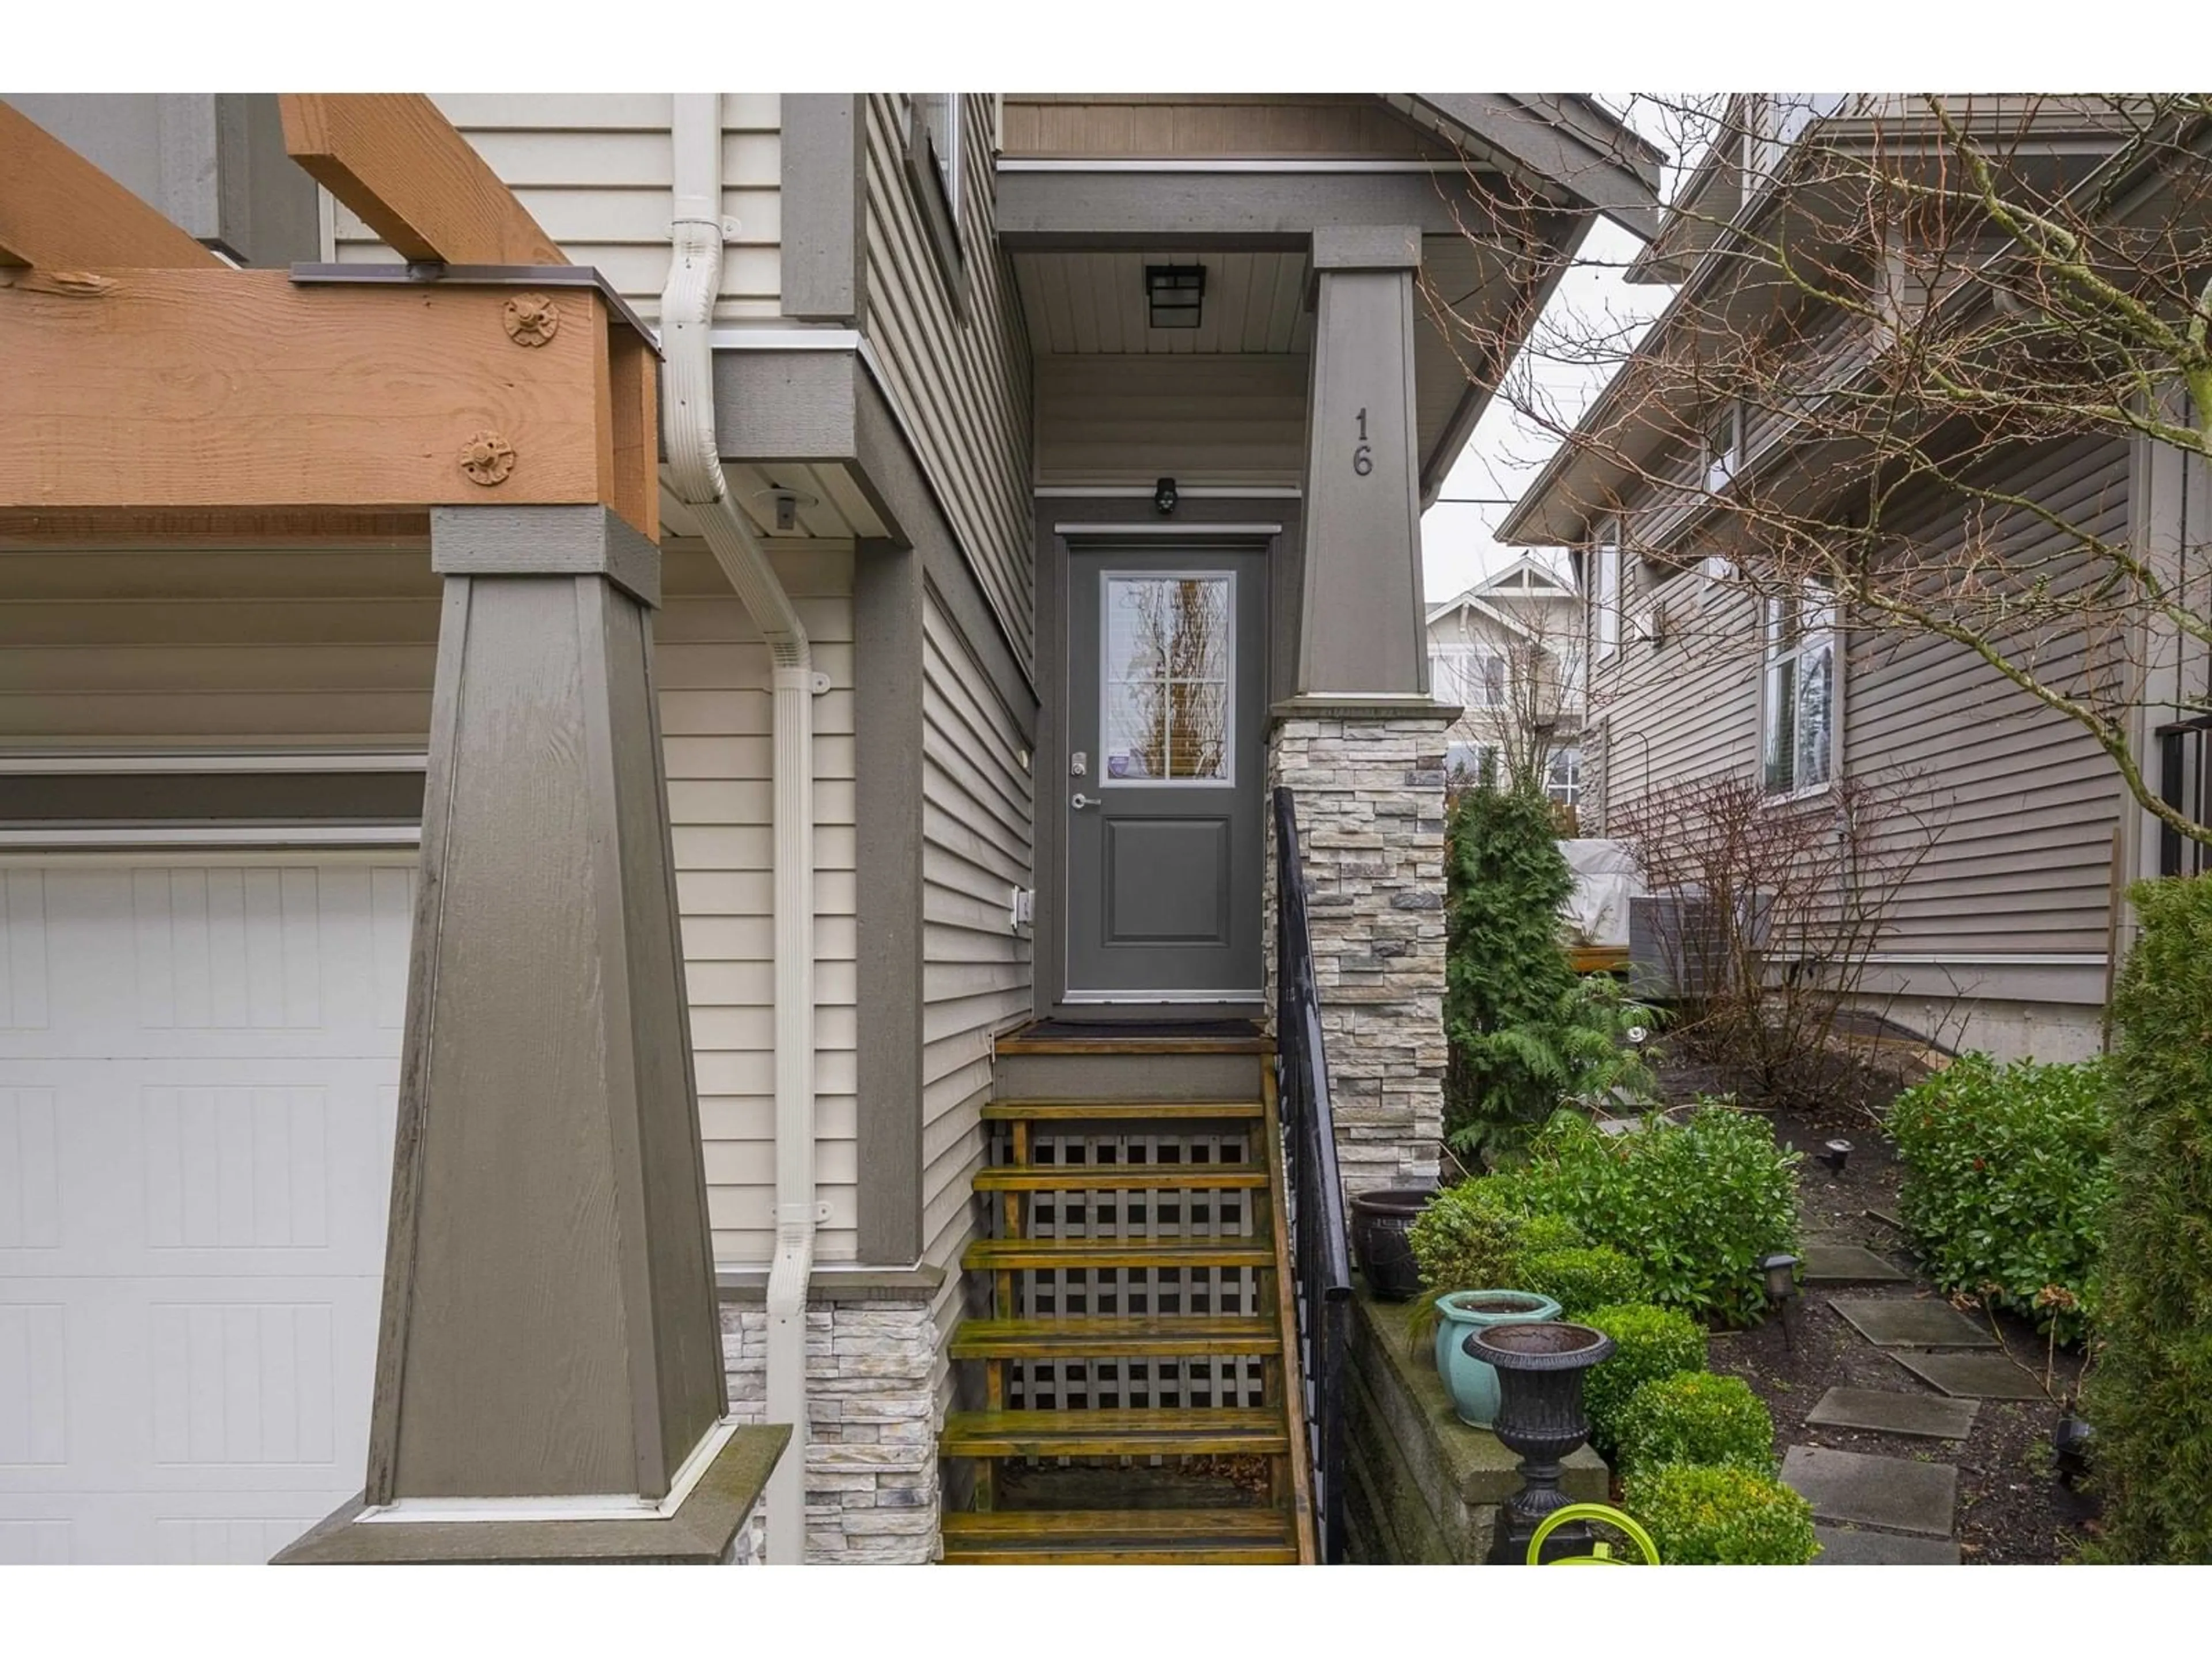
(1271, 785, 1355, 1563)
(2155, 714, 2211, 878)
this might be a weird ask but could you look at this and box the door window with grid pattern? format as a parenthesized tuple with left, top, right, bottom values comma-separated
(1102, 574, 1233, 783)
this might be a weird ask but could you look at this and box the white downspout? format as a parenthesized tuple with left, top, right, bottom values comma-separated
(663, 92, 818, 1566)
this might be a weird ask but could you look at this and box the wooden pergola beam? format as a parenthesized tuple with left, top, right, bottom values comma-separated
(280, 94, 567, 267)
(0, 267, 654, 537)
(0, 103, 223, 270)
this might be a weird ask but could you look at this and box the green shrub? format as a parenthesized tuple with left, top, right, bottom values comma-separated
(1406, 1177, 1529, 1296)
(1443, 780, 1655, 1160)
(2082, 874, 2212, 1563)
(1889, 1051, 2112, 1342)
(1513, 1106, 1801, 1325)
(1580, 1302, 1707, 1461)
(1518, 1245, 1645, 1319)
(1623, 1464, 1819, 1565)
(1614, 1372, 1776, 1477)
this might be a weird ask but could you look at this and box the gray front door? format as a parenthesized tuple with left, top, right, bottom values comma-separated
(1065, 546, 1266, 1001)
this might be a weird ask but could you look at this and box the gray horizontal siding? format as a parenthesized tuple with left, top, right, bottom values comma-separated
(861, 94, 1036, 671)
(918, 589, 1033, 1296)
(1844, 435, 2131, 965)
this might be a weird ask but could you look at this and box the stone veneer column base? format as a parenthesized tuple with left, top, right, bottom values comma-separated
(721, 1278, 942, 1564)
(1267, 699, 1455, 1194)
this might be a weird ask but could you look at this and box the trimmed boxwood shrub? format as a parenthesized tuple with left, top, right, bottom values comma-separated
(1614, 1371, 1776, 1477)
(1889, 1051, 2112, 1342)
(1513, 1107, 1801, 1326)
(2082, 874, 2212, 1562)
(1517, 1244, 1645, 1320)
(1580, 1302, 1707, 1461)
(1624, 1463, 1819, 1565)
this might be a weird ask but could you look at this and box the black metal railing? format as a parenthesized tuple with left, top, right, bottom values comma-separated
(1271, 785, 1355, 1564)
(2156, 714, 2211, 878)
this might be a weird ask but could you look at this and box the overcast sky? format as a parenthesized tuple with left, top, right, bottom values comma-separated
(1419, 98, 1694, 605)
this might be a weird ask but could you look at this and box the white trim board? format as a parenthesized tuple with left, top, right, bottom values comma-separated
(998, 160, 1468, 175)
(0, 825, 422, 849)
(354, 1419, 743, 1527)
(1034, 486, 1302, 499)
(0, 750, 428, 774)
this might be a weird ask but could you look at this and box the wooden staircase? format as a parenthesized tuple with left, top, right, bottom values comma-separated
(940, 1031, 1317, 1565)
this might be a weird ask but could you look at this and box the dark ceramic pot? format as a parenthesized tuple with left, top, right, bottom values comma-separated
(1349, 1186, 1435, 1301)
(1469, 1320, 1616, 1563)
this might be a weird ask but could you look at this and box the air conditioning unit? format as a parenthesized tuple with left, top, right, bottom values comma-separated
(1627, 891, 1772, 1001)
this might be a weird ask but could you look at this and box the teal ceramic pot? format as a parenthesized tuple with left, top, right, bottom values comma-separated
(1434, 1290, 1562, 1427)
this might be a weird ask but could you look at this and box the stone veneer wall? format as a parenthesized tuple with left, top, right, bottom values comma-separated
(1267, 706, 1454, 1193)
(722, 1286, 942, 1563)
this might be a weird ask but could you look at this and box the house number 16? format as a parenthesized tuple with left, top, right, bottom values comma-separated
(1353, 407, 1373, 476)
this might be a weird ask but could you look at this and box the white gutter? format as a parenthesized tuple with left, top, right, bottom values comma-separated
(664, 93, 820, 1566)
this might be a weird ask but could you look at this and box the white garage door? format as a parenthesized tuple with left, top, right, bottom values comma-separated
(0, 858, 413, 1564)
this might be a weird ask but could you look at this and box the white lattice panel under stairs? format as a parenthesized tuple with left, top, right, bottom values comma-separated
(988, 1122, 1266, 1413)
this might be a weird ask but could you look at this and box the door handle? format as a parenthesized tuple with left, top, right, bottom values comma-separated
(1071, 793, 1097, 810)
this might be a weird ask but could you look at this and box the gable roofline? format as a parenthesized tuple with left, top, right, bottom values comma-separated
(1388, 94, 1665, 241)
(1424, 588, 1537, 639)
(1498, 97, 2202, 550)
(1468, 550, 1577, 598)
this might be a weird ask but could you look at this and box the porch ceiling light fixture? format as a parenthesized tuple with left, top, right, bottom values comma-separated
(1145, 263, 1206, 329)
(1153, 476, 1179, 516)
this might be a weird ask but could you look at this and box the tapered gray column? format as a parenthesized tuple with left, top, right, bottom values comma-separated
(365, 505, 725, 1506)
(1298, 225, 1428, 696)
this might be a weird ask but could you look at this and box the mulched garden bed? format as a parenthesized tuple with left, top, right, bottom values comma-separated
(1650, 1055, 2096, 1565)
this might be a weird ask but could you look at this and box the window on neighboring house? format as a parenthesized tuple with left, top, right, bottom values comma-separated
(1545, 747, 1582, 807)
(1704, 400, 1742, 491)
(1762, 583, 1838, 795)
(1594, 522, 1621, 658)
(1429, 646, 1507, 709)
(1445, 742, 1499, 787)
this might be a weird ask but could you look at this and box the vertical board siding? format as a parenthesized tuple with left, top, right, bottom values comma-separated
(917, 591, 1033, 1296)
(329, 93, 781, 323)
(658, 547, 859, 1264)
(861, 94, 1036, 668)
(1844, 436, 2130, 959)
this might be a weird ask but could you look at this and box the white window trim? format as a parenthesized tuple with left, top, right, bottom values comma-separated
(1704, 399, 1743, 492)
(1594, 521, 1622, 660)
(1099, 568, 1237, 790)
(1759, 582, 1842, 801)
(1429, 643, 1508, 710)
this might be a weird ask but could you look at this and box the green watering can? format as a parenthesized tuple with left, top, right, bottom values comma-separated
(1527, 1503, 1662, 1565)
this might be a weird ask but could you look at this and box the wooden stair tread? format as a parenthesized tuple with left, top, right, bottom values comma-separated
(964, 1236, 1272, 1271)
(995, 1035, 1273, 1056)
(982, 1100, 1263, 1122)
(942, 1407, 1290, 1457)
(950, 1315, 1281, 1358)
(974, 1165, 1266, 1191)
(941, 1509, 1297, 1563)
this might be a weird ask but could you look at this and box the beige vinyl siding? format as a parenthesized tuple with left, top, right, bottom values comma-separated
(1845, 436, 2129, 963)
(328, 94, 781, 323)
(0, 545, 440, 746)
(1003, 95, 1446, 160)
(1588, 566, 1762, 828)
(917, 589, 1033, 1294)
(661, 546, 859, 1264)
(1034, 355, 1307, 487)
(0, 537, 859, 1266)
(861, 94, 1036, 668)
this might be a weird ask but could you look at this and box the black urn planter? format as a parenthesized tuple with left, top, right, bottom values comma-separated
(1468, 1320, 1615, 1563)
(1349, 1186, 1435, 1301)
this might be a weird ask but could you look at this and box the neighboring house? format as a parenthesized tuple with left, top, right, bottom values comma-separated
(1425, 552, 1585, 810)
(0, 92, 1661, 1565)
(1500, 94, 2212, 1065)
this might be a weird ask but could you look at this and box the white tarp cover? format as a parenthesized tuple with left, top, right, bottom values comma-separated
(1559, 838, 1641, 948)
